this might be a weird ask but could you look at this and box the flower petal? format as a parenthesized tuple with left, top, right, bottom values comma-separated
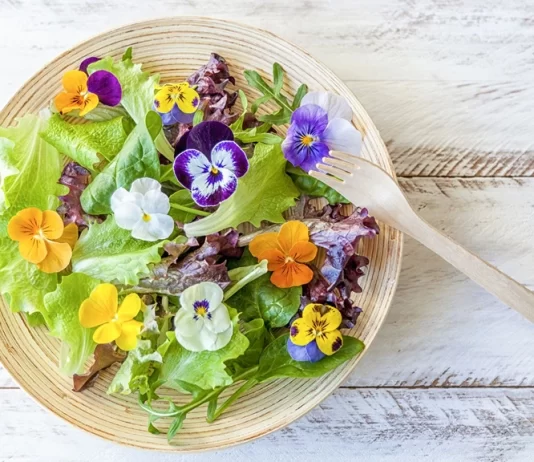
(180, 281, 224, 315)
(289, 318, 315, 346)
(154, 86, 176, 114)
(316, 329, 343, 355)
(258, 248, 286, 271)
(249, 232, 280, 258)
(157, 104, 194, 126)
(79, 283, 118, 328)
(289, 241, 318, 263)
(131, 213, 174, 241)
(174, 84, 201, 114)
(142, 189, 170, 215)
(173, 149, 211, 190)
(177, 324, 218, 352)
(114, 202, 143, 231)
(322, 118, 362, 156)
(301, 91, 353, 121)
(115, 320, 143, 351)
(117, 293, 143, 322)
(87, 70, 122, 107)
(40, 210, 64, 240)
(78, 93, 99, 117)
(18, 237, 47, 264)
(302, 303, 323, 326)
(186, 121, 233, 157)
(204, 303, 232, 334)
(271, 261, 313, 288)
(54, 93, 84, 115)
(62, 70, 88, 94)
(111, 187, 134, 211)
(174, 308, 200, 338)
(79, 57, 100, 74)
(297, 141, 330, 173)
(93, 322, 121, 344)
(319, 305, 343, 332)
(211, 141, 249, 178)
(206, 324, 233, 351)
(7, 208, 43, 242)
(277, 221, 309, 254)
(56, 222, 79, 249)
(36, 240, 72, 273)
(190, 168, 237, 207)
(287, 338, 325, 363)
(130, 177, 162, 195)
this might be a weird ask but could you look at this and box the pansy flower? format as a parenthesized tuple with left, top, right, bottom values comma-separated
(282, 91, 362, 172)
(174, 281, 233, 352)
(154, 82, 200, 126)
(7, 208, 78, 273)
(110, 178, 174, 242)
(287, 303, 343, 362)
(249, 221, 317, 289)
(79, 283, 143, 351)
(173, 121, 249, 207)
(54, 67, 122, 116)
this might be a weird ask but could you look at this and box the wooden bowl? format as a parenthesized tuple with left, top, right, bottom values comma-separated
(0, 18, 402, 451)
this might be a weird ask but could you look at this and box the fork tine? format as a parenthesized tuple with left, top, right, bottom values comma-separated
(308, 169, 344, 188)
(316, 162, 351, 180)
(329, 150, 359, 164)
(322, 155, 354, 173)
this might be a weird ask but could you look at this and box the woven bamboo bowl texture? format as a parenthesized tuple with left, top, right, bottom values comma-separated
(0, 18, 403, 452)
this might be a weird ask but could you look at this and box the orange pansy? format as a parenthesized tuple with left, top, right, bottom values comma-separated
(54, 70, 99, 116)
(249, 221, 317, 288)
(7, 207, 78, 273)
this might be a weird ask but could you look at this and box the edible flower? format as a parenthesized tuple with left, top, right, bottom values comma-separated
(249, 221, 317, 289)
(282, 91, 362, 172)
(79, 56, 100, 74)
(7, 208, 78, 273)
(174, 281, 233, 352)
(174, 121, 249, 207)
(110, 178, 174, 242)
(288, 303, 343, 361)
(54, 68, 122, 116)
(154, 82, 200, 126)
(79, 283, 143, 351)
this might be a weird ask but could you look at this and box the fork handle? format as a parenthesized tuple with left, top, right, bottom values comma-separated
(400, 215, 534, 323)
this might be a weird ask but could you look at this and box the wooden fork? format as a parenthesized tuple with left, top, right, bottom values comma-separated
(310, 151, 534, 324)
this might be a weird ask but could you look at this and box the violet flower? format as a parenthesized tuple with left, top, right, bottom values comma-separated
(282, 91, 362, 172)
(173, 121, 249, 207)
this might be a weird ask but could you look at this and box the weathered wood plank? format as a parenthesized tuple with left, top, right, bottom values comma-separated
(1, 387, 533, 461)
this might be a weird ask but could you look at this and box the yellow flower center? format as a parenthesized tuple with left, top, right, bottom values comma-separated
(284, 256, 294, 264)
(196, 306, 207, 317)
(210, 166, 219, 175)
(301, 135, 315, 146)
(142, 213, 151, 222)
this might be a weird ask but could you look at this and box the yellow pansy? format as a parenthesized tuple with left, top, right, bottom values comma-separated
(54, 70, 99, 116)
(79, 283, 143, 351)
(154, 82, 200, 114)
(289, 303, 343, 355)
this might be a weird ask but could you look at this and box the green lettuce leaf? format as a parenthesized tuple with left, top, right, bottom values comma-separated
(287, 165, 349, 205)
(224, 259, 268, 300)
(226, 318, 266, 375)
(159, 310, 249, 390)
(43, 273, 100, 375)
(71, 216, 165, 285)
(256, 334, 365, 382)
(0, 112, 66, 218)
(184, 143, 299, 236)
(40, 114, 129, 169)
(108, 339, 161, 395)
(88, 49, 174, 161)
(80, 112, 161, 215)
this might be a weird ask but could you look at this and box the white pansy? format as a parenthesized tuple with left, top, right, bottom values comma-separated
(110, 177, 174, 242)
(174, 282, 233, 352)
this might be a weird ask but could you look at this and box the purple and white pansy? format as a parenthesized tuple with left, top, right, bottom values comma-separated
(173, 121, 249, 207)
(174, 281, 233, 352)
(282, 91, 362, 172)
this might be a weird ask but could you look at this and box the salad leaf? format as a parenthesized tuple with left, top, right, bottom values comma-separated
(168, 190, 206, 224)
(73, 344, 126, 392)
(40, 114, 129, 169)
(184, 143, 299, 236)
(159, 311, 249, 390)
(0, 112, 66, 218)
(287, 165, 349, 205)
(43, 273, 100, 375)
(88, 49, 174, 161)
(224, 259, 268, 300)
(80, 112, 161, 215)
(256, 334, 365, 382)
(108, 339, 161, 395)
(71, 216, 165, 285)
(226, 318, 266, 375)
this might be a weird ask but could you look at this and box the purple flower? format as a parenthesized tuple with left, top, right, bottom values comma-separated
(287, 338, 325, 362)
(173, 121, 249, 207)
(79, 57, 101, 74)
(87, 70, 122, 107)
(282, 91, 362, 172)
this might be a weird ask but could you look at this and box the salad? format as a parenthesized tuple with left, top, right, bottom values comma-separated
(0, 49, 379, 441)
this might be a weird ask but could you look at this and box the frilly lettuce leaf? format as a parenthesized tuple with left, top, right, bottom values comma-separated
(71, 216, 165, 285)
(159, 309, 249, 390)
(80, 112, 161, 215)
(88, 48, 174, 161)
(43, 273, 100, 375)
(40, 114, 129, 170)
(184, 143, 299, 237)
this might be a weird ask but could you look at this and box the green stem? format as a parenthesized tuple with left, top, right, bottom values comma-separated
(206, 378, 258, 423)
(169, 203, 211, 217)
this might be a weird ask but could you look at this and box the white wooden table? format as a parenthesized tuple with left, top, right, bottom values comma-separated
(1, 1, 534, 461)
